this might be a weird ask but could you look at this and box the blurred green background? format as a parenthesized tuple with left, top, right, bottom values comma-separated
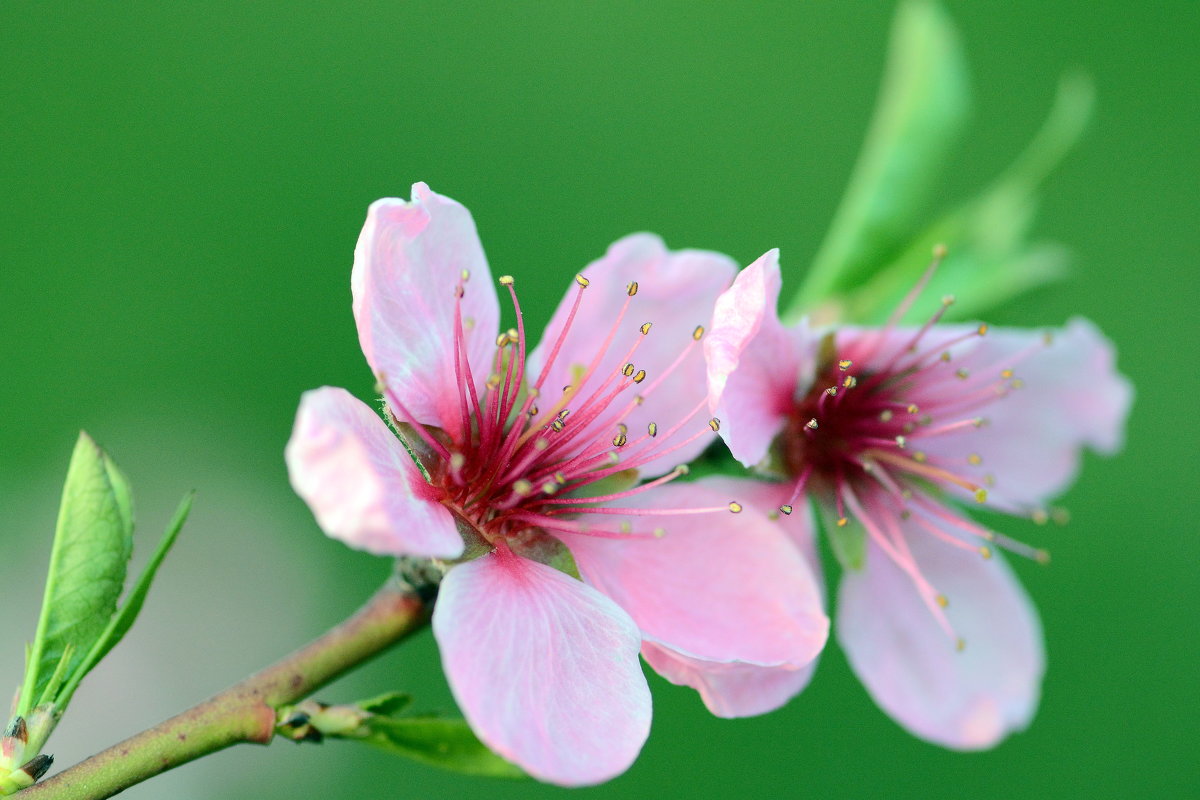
(1, 1, 1196, 797)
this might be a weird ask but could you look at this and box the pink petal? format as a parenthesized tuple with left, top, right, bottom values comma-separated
(352, 183, 500, 439)
(837, 513, 1044, 749)
(526, 233, 737, 478)
(433, 552, 651, 786)
(285, 387, 463, 559)
(562, 477, 828, 718)
(705, 250, 809, 467)
(900, 317, 1132, 512)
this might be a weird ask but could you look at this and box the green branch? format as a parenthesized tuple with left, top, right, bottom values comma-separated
(21, 578, 431, 800)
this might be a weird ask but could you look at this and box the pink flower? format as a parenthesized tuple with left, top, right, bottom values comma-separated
(285, 184, 828, 785)
(705, 251, 1133, 749)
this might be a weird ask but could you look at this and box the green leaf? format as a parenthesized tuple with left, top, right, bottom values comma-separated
(55, 492, 193, 708)
(844, 73, 1095, 324)
(359, 716, 526, 779)
(818, 503, 866, 572)
(790, 0, 969, 317)
(355, 692, 413, 717)
(21, 433, 135, 713)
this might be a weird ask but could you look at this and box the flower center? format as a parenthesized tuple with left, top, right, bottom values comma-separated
(381, 272, 739, 554)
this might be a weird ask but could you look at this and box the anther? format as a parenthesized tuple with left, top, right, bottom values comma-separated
(843, 376, 857, 388)
(512, 479, 533, 496)
(617, 423, 628, 434)
(486, 374, 501, 389)
(956, 368, 970, 380)
(977, 324, 988, 336)
(1031, 509, 1050, 525)
(626, 281, 639, 296)
(838, 359, 853, 371)
(632, 369, 647, 383)
(708, 418, 721, 432)
(622, 363, 635, 377)
(968, 453, 982, 465)
(728, 501, 743, 513)
(551, 419, 565, 432)
(1011, 378, 1025, 389)
(648, 422, 658, 437)
(779, 504, 793, 515)
(805, 418, 819, 430)
(913, 451, 926, 463)
(825, 386, 838, 397)
(557, 409, 570, 421)
(634, 394, 645, 405)
(619, 521, 632, 533)
(955, 638, 966, 652)
(880, 410, 894, 422)
(450, 452, 466, 470)
(895, 435, 907, 449)
(542, 481, 558, 494)
(906, 404, 919, 414)
(674, 464, 690, 476)
(528, 405, 539, 416)
(979, 546, 993, 559)
(836, 517, 848, 527)
(612, 432, 627, 447)
(575, 274, 590, 287)
(653, 527, 666, 538)
(553, 471, 566, 484)
(933, 243, 949, 259)
(460, 269, 471, 281)
(935, 594, 949, 608)
(692, 325, 705, 341)
(533, 438, 549, 451)
(974, 488, 988, 503)
(454, 285, 465, 298)
(499, 275, 514, 286)
(640, 322, 652, 335)
(942, 295, 955, 306)
(1035, 549, 1052, 565)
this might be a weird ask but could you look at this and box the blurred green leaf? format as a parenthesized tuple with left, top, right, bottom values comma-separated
(846, 73, 1095, 324)
(56, 493, 193, 708)
(21, 433, 135, 713)
(790, 0, 969, 316)
(354, 692, 413, 717)
(358, 716, 525, 779)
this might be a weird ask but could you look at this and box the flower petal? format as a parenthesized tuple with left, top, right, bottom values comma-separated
(352, 182, 500, 439)
(837, 515, 1044, 749)
(897, 317, 1132, 512)
(562, 477, 828, 718)
(705, 251, 809, 467)
(433, 552, 651, 786)
(526, 233, 737, 478)
(285, 387, 463, 559)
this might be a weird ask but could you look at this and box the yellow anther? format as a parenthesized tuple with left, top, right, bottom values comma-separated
(495, 332, 509, 347)
(902, 422, 915, 434)
(553, 471, 566, 484)
(728, 501, 743, 514)
(463, 317, 476, 330)
(653, 527, 666, 538)
(933, 243, 948, 259)
(640, 322, 652, 335)
(977, 324, 988, 336)
(708, 418, 721, 432)
(825, 386, 838, 397)
(674, 464, 690, 476)
(619, 521, 632, 533)
(1001, 369, 1014, 379)
(626, 281, 639, 296)
(940, 351, 951, 362)
(1042, 331, 1054, 346)
(557, 409, 570, 420)
(806, 418, 819, 430)
(956, 638, 967, 652)
(843, 376, 858, 388)
(550, 419, 565, 432)
(634, 394, 645, 405)
(499, 275, 514, 286)
(632, 369, 647, 383)
(836, 517, 848, 527)
(895, 435, 907, 448)
(1031, 509, 1050, 525)
(486, 374, 501, 389)
(901, 488, 913, 500)
(913, 451, 927, 463)
(612, 432, 628, 447)
(512, 479, 533, 495)
(880, 410, 894, 422)
(533, 437, 549, 451)
(906, 404, 919, 414)
(606, 452, 620, 464)
(648, 422, 658, 437)
(838, 359, 853, 371)
(979, 546, 993, 560)
(1035, 549, 1052, 565)
(622, 363, 635, 377)
(460, 269, 471, 281)
(942, 295, 956, 306)
(528, 405, 539, 416)
(956, 369, 970, 380)
(450, 452, 466, 469)
(972, 417, 986, 428)
(617, 423, 627, 434)
(575, 274, 590, 287)
(507, 327, 518, 340)
(968, 453, 982, 465)
(779, 504, 793, 516)
(541, 481, 558, 495)
(768, 511, 780, 521)
(1011, 378, 1025, 389)
(974, 488, 988, 503)
(692, 325, 705, 341)
(936, 594, 949, 608)
(1052, 507, 1071, 525)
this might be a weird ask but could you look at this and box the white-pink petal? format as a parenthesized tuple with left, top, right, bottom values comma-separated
(526, 233, 737, 479)
(284, 387, 463, 559)
(562, 477, 828, 718)
(352, 182, 500, 440)
(705, 250, 809, 468)
(837, 519, 1044, 749)
(432, 552, 651, 787)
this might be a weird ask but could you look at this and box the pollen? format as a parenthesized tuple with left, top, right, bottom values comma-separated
(632, 369, 647, 383)
(626, 281, 639, 296)
(622, 363, 635, 377)
(728, 501, 743, 513)
(779, 504, 793, 515)
(648, 422, 658, 437)
(550, 419, 565, 432)
(640, 322, 652, 335)
(708, 417, 721, 432)
(692, 325, 705, 340)
(498, 275, 514, 286)
(575, 274, 590, 287)
(838, 359, 853, 371)
(613, 432, 627, 447)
